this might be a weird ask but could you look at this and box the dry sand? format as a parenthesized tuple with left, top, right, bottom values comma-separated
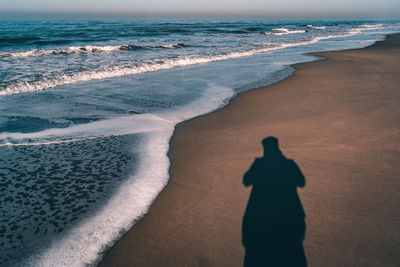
(100, 34, 400, 266)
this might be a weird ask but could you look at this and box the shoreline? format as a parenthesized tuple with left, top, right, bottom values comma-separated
(99, 34, 400, 266)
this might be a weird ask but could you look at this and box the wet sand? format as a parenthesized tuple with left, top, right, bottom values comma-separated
(100, 34, 400, 266)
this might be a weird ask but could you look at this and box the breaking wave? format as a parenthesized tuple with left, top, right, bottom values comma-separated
(266, 28, 307, 35)
(0, 43, 189, 58)
(0, 31, 369, 96)
(306, 25, 327, 30)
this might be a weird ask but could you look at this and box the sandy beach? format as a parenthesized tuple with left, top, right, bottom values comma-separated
(99, 34, 400, 266)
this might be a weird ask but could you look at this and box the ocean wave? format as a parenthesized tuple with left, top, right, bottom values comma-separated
(266, 28, 307, 36)
(156, 43, 189, 48)
(0, 53, 259, 95)
(0, 43, 189, 58)
(306, 25, 327, 30)
(0, 45, 121, 58)
(0, 32, 368, 96)
(360, 24, 385, 30)
(362, 24, 384, 28)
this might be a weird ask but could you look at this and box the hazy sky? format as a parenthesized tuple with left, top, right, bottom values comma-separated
(1, 0, 400, 19)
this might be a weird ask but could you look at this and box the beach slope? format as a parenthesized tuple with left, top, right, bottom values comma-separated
(100, 34, 400, 266)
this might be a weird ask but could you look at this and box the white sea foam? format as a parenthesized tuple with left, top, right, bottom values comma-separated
(360, 24, 385, 30)
(306, 25, 327, 30)
(17, 84, 234, 267)
(150, 43, 188, 49)
(362, 24, 384, 28)
(0, 45, 121, 58)
(266, 28, 307, 35)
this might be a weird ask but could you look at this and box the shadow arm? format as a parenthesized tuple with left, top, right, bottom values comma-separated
(290, 159, 306, 187)
(292, 161, 305, 188)
(243, 159, 259, 187)
(243, 171, 252, 187)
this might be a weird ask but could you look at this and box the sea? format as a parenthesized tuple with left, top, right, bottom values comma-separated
(1, 20, 399, 266)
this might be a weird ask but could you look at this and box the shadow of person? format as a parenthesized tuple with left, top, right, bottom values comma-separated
(242, 137, 307, 267)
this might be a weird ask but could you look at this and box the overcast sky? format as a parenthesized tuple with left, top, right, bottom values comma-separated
(1, 0, 400, 19)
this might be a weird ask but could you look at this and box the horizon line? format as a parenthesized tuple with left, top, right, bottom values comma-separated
(1, 11, 400, 21)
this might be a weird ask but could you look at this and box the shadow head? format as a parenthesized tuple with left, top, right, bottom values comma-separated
(262, 136, 281, 156)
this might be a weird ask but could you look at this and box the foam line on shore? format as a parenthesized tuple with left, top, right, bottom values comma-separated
(0, 114, 174, 146)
